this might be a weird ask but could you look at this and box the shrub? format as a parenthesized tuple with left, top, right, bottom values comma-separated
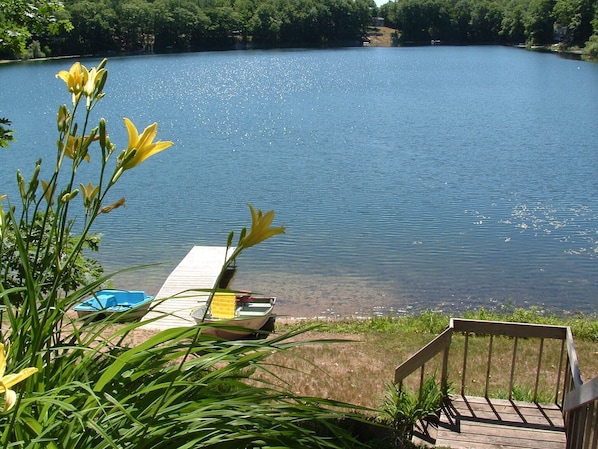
(379, 376, 444, 448)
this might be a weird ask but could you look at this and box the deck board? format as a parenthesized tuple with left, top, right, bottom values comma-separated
(434, 395, 566, 449)
(140, 246, 234, 330)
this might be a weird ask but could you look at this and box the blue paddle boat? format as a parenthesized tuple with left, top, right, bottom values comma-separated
(73, 289, 154, 321)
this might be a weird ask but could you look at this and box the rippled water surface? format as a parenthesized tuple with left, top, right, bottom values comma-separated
(2, 47, 598, 317)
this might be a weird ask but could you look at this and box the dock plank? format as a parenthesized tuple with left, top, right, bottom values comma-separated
(435, 395, 566, 449)
(140, 246, 234, 330)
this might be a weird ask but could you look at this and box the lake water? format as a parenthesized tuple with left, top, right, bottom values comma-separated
(1, 47, 598, 318)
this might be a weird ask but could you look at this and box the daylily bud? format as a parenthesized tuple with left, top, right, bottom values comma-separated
(111, 167, 124, 184)
(17, 171, 26, 200)
(61, 189, 79, 203)
(28, 161, 41, 194)
(57, 105, 70, 133)
(101, 197, 126, 214)
(0, 195, 6, 239)
(99, 118, 107, 150)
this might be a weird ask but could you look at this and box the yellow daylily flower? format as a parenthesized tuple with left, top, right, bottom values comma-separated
(56, 62, 87, 101)
(119, 118, 173, 170)
(56, 60, 107, 106)
(240, 204, 285, 249)
(80, 182, 100, 209)
(0, 344, 38, 412)
(83, 66, 102, 98)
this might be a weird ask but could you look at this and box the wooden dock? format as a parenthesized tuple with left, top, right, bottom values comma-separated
(430, 395, 566, 449)
(140, 246, 234, 330)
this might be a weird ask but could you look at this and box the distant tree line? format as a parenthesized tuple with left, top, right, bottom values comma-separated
(379, 0, 598, 49)
(2, 0, 374, 58)
(2, 0, 598, 59)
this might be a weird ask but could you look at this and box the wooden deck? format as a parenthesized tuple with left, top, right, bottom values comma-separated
(140, 246, 234, 330)
(424, 395, 566, 449)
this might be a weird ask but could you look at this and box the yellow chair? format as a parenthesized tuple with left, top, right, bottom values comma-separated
(210, 293, 237, 319)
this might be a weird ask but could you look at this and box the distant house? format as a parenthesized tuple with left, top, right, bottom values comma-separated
(554, 25, 570, 43)
(372, 17, 385, 27)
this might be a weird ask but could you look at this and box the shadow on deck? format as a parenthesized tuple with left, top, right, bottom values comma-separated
(421, 395, 566, 448)
(394, 319, 597, 449)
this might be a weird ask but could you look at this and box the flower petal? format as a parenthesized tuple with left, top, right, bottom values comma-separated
(0, 367, 38, 391)
(0, 344, 5, 379)
(124, 118, 139, 151)
(3, 388, 16, 412)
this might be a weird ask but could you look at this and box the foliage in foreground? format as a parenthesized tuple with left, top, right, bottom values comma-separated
(379, 377, 444, 448)
(0, 59, 369, 448)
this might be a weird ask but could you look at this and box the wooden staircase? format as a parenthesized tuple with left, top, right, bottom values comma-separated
(394, 319, 598, 449)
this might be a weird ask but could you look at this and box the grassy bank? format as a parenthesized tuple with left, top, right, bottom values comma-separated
(267, 307, 598, 410)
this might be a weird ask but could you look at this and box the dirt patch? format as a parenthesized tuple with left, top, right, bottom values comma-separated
(366, 27, 396, 47)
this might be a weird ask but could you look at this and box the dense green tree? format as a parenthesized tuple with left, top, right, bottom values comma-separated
(61, 0, 117, 54)
(204, 6, 243, 45)
(553, 0, 595, 44)
(525, 0, 555, 44)
(115, 0, 156, 52)
(250, 0, 283, 45)
(469, 1, 504, 42)
(153, 0, 207, 50)
(0, 0, 71, 57)
(381, 0, 597, 47)
(500, 0, 527, 42)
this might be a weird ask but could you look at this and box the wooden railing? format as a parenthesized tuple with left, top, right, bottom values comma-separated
(394, 318, 598, 448)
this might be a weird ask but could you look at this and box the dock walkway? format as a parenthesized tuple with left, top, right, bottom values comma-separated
(141, 246, 234, 330)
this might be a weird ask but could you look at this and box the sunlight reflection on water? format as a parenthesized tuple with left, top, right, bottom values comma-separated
(2, 47, 598, 317)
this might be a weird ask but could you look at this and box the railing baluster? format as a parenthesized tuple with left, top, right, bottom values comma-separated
(534, 337, 545, 402)
(441, 342, 450, 395)
(485, 334, 494, 398)
(461, 332, 469, 396)
(556, 338, 565, 406)
(569, 408, 580, 449)
(419, 363, 425, 401)
(509, 336, 518, 401)
(583, 401, 595, 449)
(592, 401, 598, 449)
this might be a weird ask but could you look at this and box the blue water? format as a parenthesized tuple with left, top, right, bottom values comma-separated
(1, 47, 598, 317)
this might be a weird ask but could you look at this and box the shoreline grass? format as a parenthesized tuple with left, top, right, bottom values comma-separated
(281, 306, 598, 341)
(267, 307, 598, 411)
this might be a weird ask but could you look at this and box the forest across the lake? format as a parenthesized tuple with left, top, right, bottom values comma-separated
(2, 0, 598, 60)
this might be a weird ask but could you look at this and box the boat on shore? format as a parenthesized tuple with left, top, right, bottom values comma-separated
(191, 293, 276, 340)
(73, 289, 154, 321)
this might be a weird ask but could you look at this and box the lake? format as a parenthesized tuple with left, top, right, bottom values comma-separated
(1, 46, 598, 318)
